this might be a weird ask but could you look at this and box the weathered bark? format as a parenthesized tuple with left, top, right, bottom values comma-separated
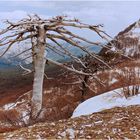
(31, 25, 46, 119)
(31, 36, 37, 71)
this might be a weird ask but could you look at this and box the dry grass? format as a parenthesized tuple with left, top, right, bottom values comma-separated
(0, 105, 139, 139)
(0, 59, 139, 133)
(86, 60, 140, 98)
(0, 109, 22, 133)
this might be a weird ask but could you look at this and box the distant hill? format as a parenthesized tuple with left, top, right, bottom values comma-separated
(0, 43, 101, 69)
(0, 58, 14, 69)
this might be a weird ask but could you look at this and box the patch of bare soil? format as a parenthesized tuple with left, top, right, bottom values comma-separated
(0, 105, 140, 139)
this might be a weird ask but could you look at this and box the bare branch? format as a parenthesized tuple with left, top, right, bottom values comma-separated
(44, 73, 54, 80)
(20, 55, 32, 63)
(0, 34, 36, 57)
(46, 43, 66, 58)
(83, 80, 96, 93)
(0, 30, 27, 44)
(0, 24, 14, 35)
(19, 63, 32, 75)
(11, 47, 32, 58)
(46, 33, 111, 68)
(0, 35, 21, 57)
(47, 38, 87, 68)
(46, 57, 92, 76)
(54, 28, 101, 46)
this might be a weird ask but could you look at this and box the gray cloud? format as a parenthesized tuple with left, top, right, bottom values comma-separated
(0, 1, 140, 38)
(61, 1, 140, 36)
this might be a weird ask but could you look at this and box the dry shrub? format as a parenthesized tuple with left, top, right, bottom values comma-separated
(88, 60, 140, 97)
(0, 108, 24, 133)
(0, 126, 19, 133)
(0, 109, 21, 126)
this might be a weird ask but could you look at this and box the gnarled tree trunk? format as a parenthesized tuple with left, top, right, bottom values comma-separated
(31, 25, 46, 120)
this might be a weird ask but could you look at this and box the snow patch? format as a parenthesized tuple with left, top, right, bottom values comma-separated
(3, 103, 15, 110)
(109, 78, 118, 85)
(2, 99, 26, 110)
(72, 87, 140, 118)
(59, 128, 75, 139)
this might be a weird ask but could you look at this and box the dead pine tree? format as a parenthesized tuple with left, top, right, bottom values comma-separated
(0, 15, 117, 121)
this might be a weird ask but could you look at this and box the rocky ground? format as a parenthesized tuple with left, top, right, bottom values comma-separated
(0, 105, 139, 139)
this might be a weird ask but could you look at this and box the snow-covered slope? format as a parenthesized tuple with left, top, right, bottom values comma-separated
(117, 20, 140, 57)
(72, 86, 140, 118)
(0, 44, 32, 65)
(99, 20, 140, 59)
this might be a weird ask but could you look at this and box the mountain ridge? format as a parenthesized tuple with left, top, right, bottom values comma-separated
(99, 19, 140, 60)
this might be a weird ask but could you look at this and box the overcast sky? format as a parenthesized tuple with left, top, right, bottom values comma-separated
(0, 1, 140, 38)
